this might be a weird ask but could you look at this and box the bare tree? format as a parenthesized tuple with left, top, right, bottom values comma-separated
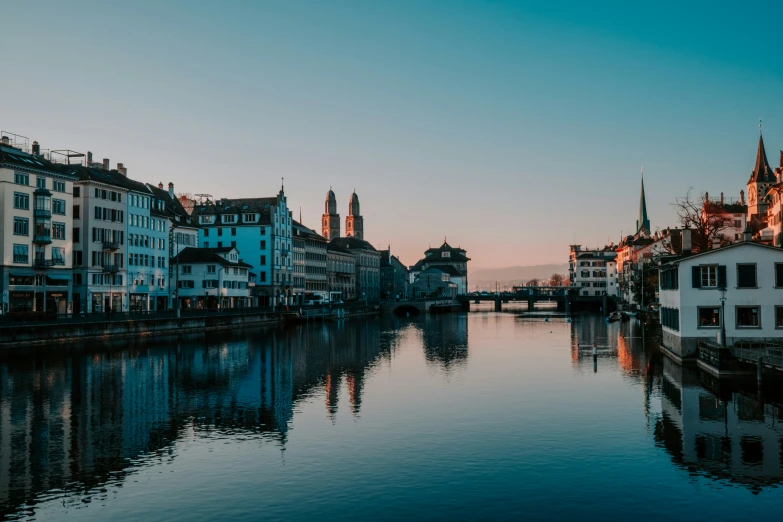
(526, 278, 540, 287)
(672, 189, 733, 252)
(549, 273, 565, 286)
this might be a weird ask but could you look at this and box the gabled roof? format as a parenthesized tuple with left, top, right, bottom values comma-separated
(171, 247, 252, 268)
(409, 259, 424, 272)
(662, 240, 783, 266)
(749, 133, 776, 183)
(435, 265, 465, 277)
(147, 184, 197, 227)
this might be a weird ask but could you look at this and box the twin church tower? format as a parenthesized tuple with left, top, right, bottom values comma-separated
(322, 188, 364, 241)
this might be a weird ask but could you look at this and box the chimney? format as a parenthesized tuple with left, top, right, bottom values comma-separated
(681, 228, 692, 255)
(740, 189, 745, 206)
(117, 162, 127, 176)
(32, 141, 40, 155)
(720, 192, 724, 206)
(87, 151, 93, 165)
(742, 226, 752, 242)
(1, 136, 9, 146)
(168, 182, 174, 199)
(103, 158, 110, 170)
(158, 182, 164, 189)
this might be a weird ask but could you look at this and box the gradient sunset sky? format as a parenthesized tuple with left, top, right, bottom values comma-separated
(3, 1, 782, 268)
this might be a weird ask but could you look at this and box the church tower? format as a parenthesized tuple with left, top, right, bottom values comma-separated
(636, 171, 650, 234)
(322, 188, 340, 240)
(746, 126, 776, 221)
(345, 190, 364, 240)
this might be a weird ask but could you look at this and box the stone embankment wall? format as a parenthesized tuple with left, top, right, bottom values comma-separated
(0, 306, 378, 349)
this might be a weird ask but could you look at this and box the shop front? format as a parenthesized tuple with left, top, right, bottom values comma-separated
(129, 293, 149, 312)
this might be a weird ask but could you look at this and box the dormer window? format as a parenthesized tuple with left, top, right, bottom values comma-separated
(242, 213, 256, 223)
(442, 251, 451, 258)
(200, 215, 215, 224)
(222, 214, 237, 224)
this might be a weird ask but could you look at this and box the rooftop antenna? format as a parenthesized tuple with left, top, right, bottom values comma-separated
(281, 177, 284, 191)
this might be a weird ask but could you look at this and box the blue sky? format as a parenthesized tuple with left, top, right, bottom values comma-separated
(2, 0, 782, 268)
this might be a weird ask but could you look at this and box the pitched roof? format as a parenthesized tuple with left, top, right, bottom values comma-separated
(171, 247, 252, 268)
(637, 174, 650, 233)
(0, 144, 77, 179)
(190, 197, 277, 224)
(330, 236, 378, 252)
(64, 164, 152, 194)
(292, 220, 326, 241)
(435, 265, 465, 277)
(424, 240, 470, 261)
(662, 240, 783, 266)
(749, 133, 776, 183)
(147, 184, 197, 226)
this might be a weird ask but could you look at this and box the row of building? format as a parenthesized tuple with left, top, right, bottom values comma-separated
(569, 128, 783, 356)
(0, 130, 472, 314)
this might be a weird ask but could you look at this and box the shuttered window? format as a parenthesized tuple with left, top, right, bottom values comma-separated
(736, 264, 757, 288)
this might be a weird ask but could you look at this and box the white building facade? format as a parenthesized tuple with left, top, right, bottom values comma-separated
(658, 242, 783, 360)
(171, 246, 251, 309)
(569, 246, 619, 297)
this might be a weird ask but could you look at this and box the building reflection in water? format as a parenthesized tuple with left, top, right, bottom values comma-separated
(0, 318, 388, 517)
(418, 314, 469, 372)
(654, 356, 783, 491)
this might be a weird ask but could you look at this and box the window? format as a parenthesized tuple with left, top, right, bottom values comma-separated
(260, 272, 266, 282)
(14, 172, 29, 186)
(207, 265, 216, 274)
(442, 251, 450, 258)
(52, 199, 66, 215)
(52, 222, 66, 240)
(36, 177, 46, 189)
(74, 187, 80, 197)
(698, 307, 720, 328)
(182, 265, 192, 274)
(260, 227, 266, 235)
(73, 205, 80, 219)
(13, 217, 29, 236)
(260, 240, 266, 249)
(701, 265, 717, 288)
(736, 264, 757, 288)
(660, 267, 679, 290)
(736, 306, 760, 328)
(693, 264, 726, 289)
(218, 228, 223, 236)
(775, 264, 783, 288)
(260, 255, 266, 265)
(13, 192, 29, 209)
(231, 227, 237, 236)
(178, 280, 195, 289)
(13, 244, 28, 264)
(203, 242, 209, 248)
(204, 228, 209, 237)
(73, 250, 83, 266)
(661, 307, 680, 331)
(53, 180, 65, 192)
(52, 247, 65, 265)
(231, 241, 236, 248)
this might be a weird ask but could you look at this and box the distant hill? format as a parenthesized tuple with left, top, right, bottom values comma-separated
(471, 264, 569, 286)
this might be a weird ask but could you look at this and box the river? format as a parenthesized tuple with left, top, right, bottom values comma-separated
(1, 309, 782, 520)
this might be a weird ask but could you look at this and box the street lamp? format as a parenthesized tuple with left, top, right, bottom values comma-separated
(719, 285, 727, 347)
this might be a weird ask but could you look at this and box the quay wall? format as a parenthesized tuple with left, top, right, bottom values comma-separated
(0, 305, 379, 349)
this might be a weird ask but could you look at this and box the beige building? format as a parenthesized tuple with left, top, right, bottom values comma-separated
(1, 135, 77, 314)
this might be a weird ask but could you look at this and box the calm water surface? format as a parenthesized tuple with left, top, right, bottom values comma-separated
(1, 310, 783, 521)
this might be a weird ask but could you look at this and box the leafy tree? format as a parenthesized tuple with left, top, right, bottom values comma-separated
(628, 261, 659, 307)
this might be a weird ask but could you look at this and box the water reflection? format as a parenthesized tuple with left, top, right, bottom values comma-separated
(654, 356, 783, 491)
(0, 320, 388, 517)
(1, 312, 783, 519)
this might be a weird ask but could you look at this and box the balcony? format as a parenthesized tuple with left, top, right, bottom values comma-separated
(33, 258, 65, 269)
(102, 240, 120, 250)
(34, 208, 51, 219)
(33, 234, 52, 245)
(103, 264, 120, 273)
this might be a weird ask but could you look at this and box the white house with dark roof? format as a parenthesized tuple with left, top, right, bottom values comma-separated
(658, 241, 783, 361)
(171, 246, 252, 309)
(411, 240, 470, 294)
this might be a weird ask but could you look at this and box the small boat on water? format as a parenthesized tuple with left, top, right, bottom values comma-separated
(606, 311, 622, 322)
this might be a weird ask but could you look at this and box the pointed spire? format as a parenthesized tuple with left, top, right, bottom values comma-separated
(750, 124, 774, 183)
(636, 168, 650, 234)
